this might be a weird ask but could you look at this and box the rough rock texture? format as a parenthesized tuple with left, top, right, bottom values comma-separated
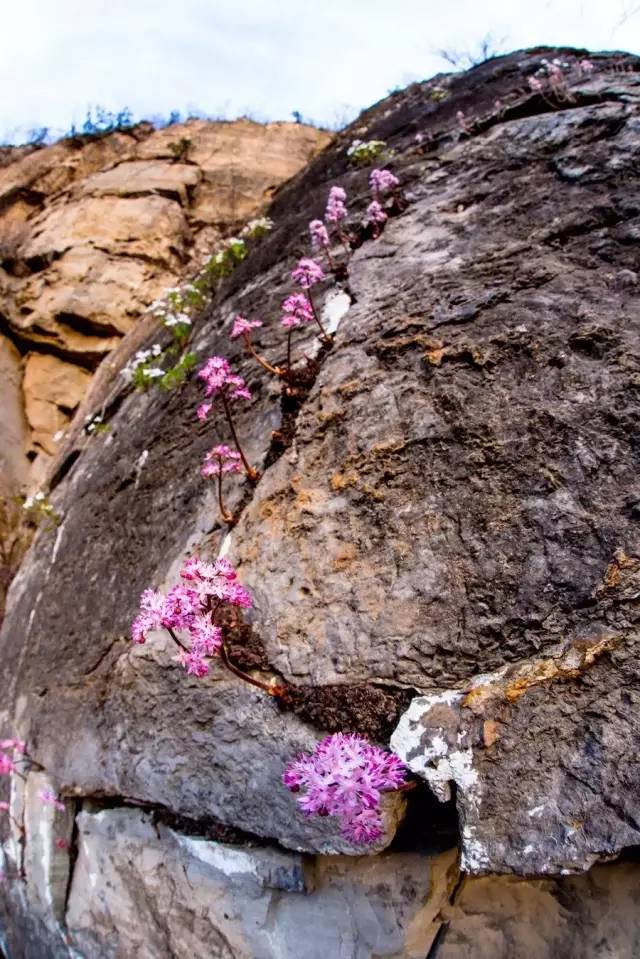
(0, 118, 329, 474)
(0, 335, 28, 491)
(1, 46, 640, 956)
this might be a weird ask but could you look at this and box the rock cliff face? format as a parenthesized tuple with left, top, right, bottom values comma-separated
(0, 118, 329, 487)
(1, 47, 640, 957)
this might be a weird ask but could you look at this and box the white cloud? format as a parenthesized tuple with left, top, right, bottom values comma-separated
(1, 0, 639, 141)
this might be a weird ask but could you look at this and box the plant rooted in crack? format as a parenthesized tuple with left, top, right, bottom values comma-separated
(283, 732, 410, 844)
(230, 315, 284, 377)
(196, 356, 258, 482)
(201, 444, 242, 523)
(131, 555, 285, 696)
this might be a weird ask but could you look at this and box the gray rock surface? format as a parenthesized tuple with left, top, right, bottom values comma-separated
(64, 806, 441, 959)
(1, 46, 640, 956)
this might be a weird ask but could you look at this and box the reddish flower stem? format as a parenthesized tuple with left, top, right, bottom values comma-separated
(216, 469, 233, 524)
(244, 338, 284, 377)
(337, 229, 352, 258)
(307, 290, 331, 342)
(219, 643, 286, 697)
(286, 328, 293, 378)
(221, 392, 258, 483)
(166, 626, 189, 653)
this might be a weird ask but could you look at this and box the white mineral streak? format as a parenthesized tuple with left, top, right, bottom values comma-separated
(391, 691, 479, 802)
(460, 823, 492, 873)
(391, 689, 485, 871)
(322, 290, 352, 335)
(49, 521, 66, 566)
(134, 449, 148, 488)
(218, 531, 232, 558)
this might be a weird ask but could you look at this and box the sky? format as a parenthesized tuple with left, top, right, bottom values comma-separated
(1, 0, 640, 142)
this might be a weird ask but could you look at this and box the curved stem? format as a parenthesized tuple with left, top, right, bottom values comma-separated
(325, 246, 336, 271)
(286, 328, 293, 378)
(221, 392, 258, 483)
(217, 472, 233, 524)
(307, 291, 331, 342)
(220, 643, 286, 697)
(166, 627, 189, 653)
(337, 229, 352, 258)
(245, 340, 284, 377)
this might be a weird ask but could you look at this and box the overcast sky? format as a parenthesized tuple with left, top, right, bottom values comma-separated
(2, 0, 640, 142)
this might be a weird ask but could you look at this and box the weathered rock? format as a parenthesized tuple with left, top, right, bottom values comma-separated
(392, 623, 640, 874)
(0, 117, 330, 479)
(0, 336, 28, 491)
(6, 801, 640, 959)
(1, 46, 640, 955)
(438, 858, 640, 959)
(22, 353, 91, 456)
(64, 805, 449, 959)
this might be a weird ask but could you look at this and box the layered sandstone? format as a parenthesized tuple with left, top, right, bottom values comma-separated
(0, 118, 330, 485)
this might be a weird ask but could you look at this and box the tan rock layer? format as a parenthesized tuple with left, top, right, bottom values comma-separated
(0, 118, 330, 480)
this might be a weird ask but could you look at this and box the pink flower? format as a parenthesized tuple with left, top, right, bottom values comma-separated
(201, 444, 242, 478)
(0, 753, 15, 775)
(197, 356, 252, 402)
(230, 315, 262, 340)
(456, 110, 470, 132)
(133, 556, 252, 677)
(325, 186, 348, 223)
(366, 201, 387, 226)
(0, 739, 26, 754)
(54, 837, 69, 850)
(528, 76, 544, 92)
(291, 258, 325, 289)
(0, 801, 10, 812)
(161, 584, 202, 631)
(369, 169, 399, 197)
(131, 588, 166, 644)
(283, 733, 407, 844)
(548, 63, 563, 84)
(281, 292, 313, 328)
(579, 59, 594, 73)
(174, 650, 210, 677)
(38, 788, 65, 812)
(189, 615, 223, 656)
(309, 219, 330, 251)
(180, 556, 211, 581)
(197, 402, 212, 421)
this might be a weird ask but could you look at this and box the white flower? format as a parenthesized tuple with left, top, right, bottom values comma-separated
(146, 368, 165, 378)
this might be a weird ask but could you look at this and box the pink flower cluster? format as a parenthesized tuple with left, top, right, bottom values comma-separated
(369, 168, 399, 198)
(131, 556, 251, 677)
(309, 219, 330, 250)
(0, 739, 25, 776)
(281, 292, 314, 328)
(201, 444, 242, 478)
(283, 733, 407, 844)
(325, 185, 348, 223)
(291, 257, 325, 289)
(38, 787, 65, 812)
(365, 200, 387, 227)
(230, 315, 262, 340)
(196, 356, 252, 422)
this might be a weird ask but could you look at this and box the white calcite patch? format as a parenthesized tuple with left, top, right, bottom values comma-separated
(392, 690, 485, 864)
(322, 290, 352, 335)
